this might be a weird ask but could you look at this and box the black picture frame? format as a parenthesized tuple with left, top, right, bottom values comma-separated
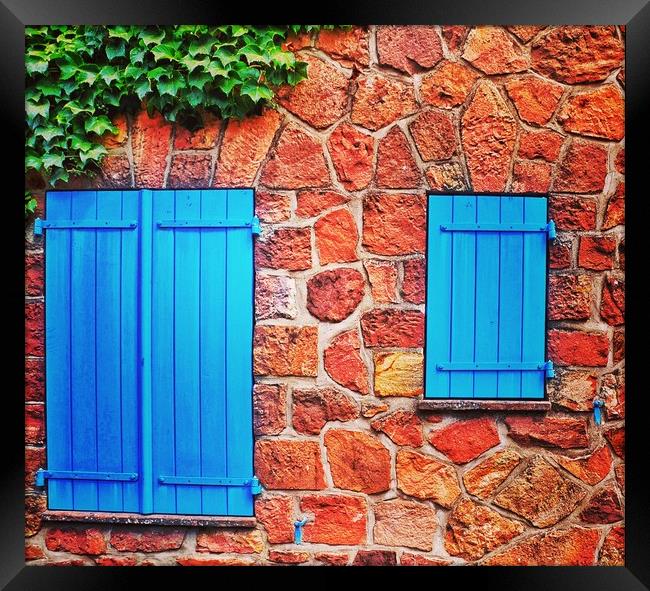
(4, 1, 648, 588)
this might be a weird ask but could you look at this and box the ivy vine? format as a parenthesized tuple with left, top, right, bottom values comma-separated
(25, 25, 342, 216)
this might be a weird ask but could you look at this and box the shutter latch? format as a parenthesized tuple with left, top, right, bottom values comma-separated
(546, 220, 557, 240)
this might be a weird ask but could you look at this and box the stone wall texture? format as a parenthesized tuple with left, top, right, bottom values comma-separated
(25, 25, 625, 566)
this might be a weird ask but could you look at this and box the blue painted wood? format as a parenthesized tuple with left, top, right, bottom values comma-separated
(521, 197, 547, 399)
(473, 197, 501, 399)
(44, 192, 73, 510)
(449, 196, 476, 398)
(425, 196, 453, 398)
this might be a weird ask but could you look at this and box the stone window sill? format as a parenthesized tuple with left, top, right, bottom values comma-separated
(42, 510, 257, 528)
(417, 399, 551, 412)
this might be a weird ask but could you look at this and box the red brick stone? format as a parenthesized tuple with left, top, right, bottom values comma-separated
(307, 268, 364, 322)
(580, 484, 623, 524)
(553, 140, 608, 193)
(324, 329, 370, 394)
(292, 388, 358, 435)
(511, 160, 552, 192)
(371, 410, 423, 447)
(548, 329, 609, 366)
(174, 113, 220, 150)
(615, 146, 625, 174)
(505, 416, 589, 449)
(253, 325, 318, 377)
(327, 123, 374, 191)
(401, 258, 425, 304)
(254, 439, 325, 490)
(95, 556, 138, 566)
(442, 26, 469, 53)
(196, 530, 263, 554)
(494, 456, 586, 527)
(613, 329, 625, 364)
(301, 494, 367, 545)
(167, 153, 212, 187)
(463, 449, 523, 500)
(548, 274, 593, 321)
(110, 529, 184, 552)
(214, 108, 281, 187)
(260, 124, 330, 189)
(351, 74, 418, 131)
(316, 27, 370, 68)
(507, 26, 546, 42)
(255, 274, 297, 321)
(363, 193, 426, 255)
(549, 195, 597, 230)
(599, 526, 625, 566)
(324, 429, 391, 494)
(352, 550, 397, 566)
(558, 85, 625, 141)
(605, 426, 625, 458)
(376, 126, 422, 189)
(549, 237, 573, 270)
(131, 110, 172, 187)
(101, 113, 129, 148)
(364, 260, 398, 304)
(547, 369, 598, 411)
(25, 404, 44, 445)
(374, 499, 437, 551)
(401, 553, 450, 566)
(314, 552, 350, 566)
(421, 61, 479, 109)
(177, 556, 254, 566)
(25, 300, 44, 356)
(429, 418, 500, 464)
(277, 54, 349, 129)
(25, 495, 46, 537)
(603, 182, 625, 230)
(518, 128, 564, 161)
(25, 250, 43, 296)
(255, 495, 294, 544)
(462, 26, 528, 74)
(255, 191, 291, 223)
(461, 81, 516, 191)
(361, 308, 424, 348)
(377, 25, 443, 74)
(296, 190, 347, 218)
(601, 370, 625, 420)
(314, 208, 359, 265)
(601, 275, 624, 326)
(531, 26, 624, 84)
(25, 544, 45, 561)
(282, 32, 312, 51)
(484, 526, 600, 566)
(618, 238, 625, 271)
(25, 446, 45, 490)
(505, 75, 564, 126)
(409, 109, 456, 162)
(268, 550, 310, 564)
(47, 559, 92, 566)
(100, 154, 132, 188)
(255, 227, 312, 271)
(445, 498, 525, 560)
(361, 400, 389, 418)
(373, 352, 424, 398)
(425, 162, 467, 191)
(253, 384, 287, 436)
(578, 236, 616, 270)
(396, 449, 461, 507)
(25, 358, 44, 402)
(46, 528, 107, 556)
(556, 446, 612, 485)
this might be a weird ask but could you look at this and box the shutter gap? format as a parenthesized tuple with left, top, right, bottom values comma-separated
(448, 196, 454, 399)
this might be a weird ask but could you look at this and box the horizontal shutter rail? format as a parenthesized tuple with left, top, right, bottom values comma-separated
(440, 222, 555, 235)
(36, 470, 138, 486)
(436, 361, 555, 377)
(34, 218, 137, 235)
(158, 475, 262, 493)
(157, 216, 260, 234)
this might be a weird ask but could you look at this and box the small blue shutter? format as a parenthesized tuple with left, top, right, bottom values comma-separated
(42, 189, 256, 516)
(425, 195, 551, 399)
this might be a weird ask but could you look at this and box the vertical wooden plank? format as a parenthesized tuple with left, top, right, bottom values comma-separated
(473, 197, 501, 399)
(173, 190, 202, 515)
(521, 197, 548, 399)
(198, 190, 228, 515)
(425, 196, 453, 398)
(449, 195, 476, 398)
(151, 190, 177, 514)
(121, 191, 140, 512)
(497, 197, 524, 398)
(44, 191, 73, 509)
(95, 191, 123, 511)
(69, 191, 98, 510)
(225, 189, 255, 516)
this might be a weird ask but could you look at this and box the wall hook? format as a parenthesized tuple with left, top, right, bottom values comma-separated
(593, 398, 605, 426)
(294, 518, 309, 545)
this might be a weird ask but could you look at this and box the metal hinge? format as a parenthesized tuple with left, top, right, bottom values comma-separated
(157, 216, 260, 234)
(158, 475, 263, 495)
(546, 220, 557, 240)
(439, 220, 557, 240)
(35, 470, 138, 486)
(33, 218, 138, 236)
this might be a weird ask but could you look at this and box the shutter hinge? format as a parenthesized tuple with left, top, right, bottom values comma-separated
(32, 218, 137, 235)
(543, 360, 555, 379)
(251, 215, 261, 236)
(35, 469, 138, 486)
(158, 475, 264, 495)
(546, 220, 557, 240)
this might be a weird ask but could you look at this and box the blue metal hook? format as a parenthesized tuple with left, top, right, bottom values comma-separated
(593, 398, 605, 426)
(294, 518, 309, 545)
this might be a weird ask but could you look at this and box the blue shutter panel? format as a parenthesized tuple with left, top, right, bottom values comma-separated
(425, 195, 551, 399)
(42, 189, 256, 517)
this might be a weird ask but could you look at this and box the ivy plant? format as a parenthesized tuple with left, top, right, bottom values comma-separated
(25, 25, 342, 216)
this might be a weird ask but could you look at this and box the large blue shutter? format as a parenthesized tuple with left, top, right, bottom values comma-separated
(41, 189, 256, 516)
(425, 195, 552, 399)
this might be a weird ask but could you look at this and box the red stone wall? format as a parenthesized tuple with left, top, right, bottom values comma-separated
(25, 25, 625, 566)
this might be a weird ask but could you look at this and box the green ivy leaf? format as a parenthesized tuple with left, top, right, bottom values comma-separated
(42, 151, 65, 170)
(34, 125, 64, 141)
(240, 82, 273, 103)
(105, 39, 126, 60)
(139, 28, 166, 46)
(84, 115, 117, 135)
(151, 44, 178, 62)
(26, 55, 49, 75)
(26, 99, 50, 119)
(79, 143, 107, 164)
